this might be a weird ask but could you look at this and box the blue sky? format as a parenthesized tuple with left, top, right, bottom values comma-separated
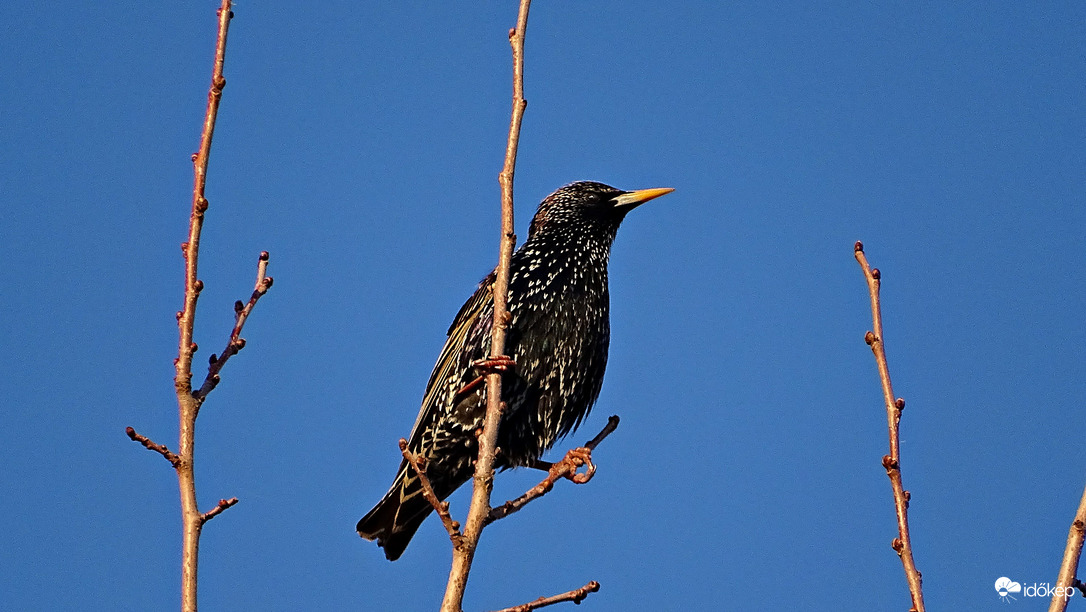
(2, 2, 1084, 610)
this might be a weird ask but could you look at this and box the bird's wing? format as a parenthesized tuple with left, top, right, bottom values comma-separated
(402, 272, 495, 456)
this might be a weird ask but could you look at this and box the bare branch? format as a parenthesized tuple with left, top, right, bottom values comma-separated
(122, 4, 239, 612)
(399, 439, 465, 548)
(200, 497, 239, 523)
(441, 2, 532, 611)
(584, 415, 620, 451)
(176, 2, 234, 402)
(490, 581, 601, 612)
(854, 242, 925, 612)
(194, 250, 273, 401)
(126, 427, 182, 467)
(1049, 481, 1086, 611)
(487, 416, 619, 525)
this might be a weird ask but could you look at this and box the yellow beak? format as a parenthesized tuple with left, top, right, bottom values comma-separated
(612, 187, 675, 209)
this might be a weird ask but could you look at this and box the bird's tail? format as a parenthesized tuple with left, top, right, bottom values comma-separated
(357, 469, 434, 561)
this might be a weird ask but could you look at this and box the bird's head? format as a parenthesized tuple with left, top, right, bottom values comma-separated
(527, 181, 674, 239)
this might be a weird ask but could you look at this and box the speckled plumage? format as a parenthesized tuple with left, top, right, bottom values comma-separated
(357, 181, 671, 560)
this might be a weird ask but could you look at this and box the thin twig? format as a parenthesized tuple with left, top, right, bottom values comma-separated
(126, 427, 182, 467)
(487, 416, 619, 525)
(1049, 481, 1086, 611)
(854, 242, 925, 612)
(399, 439, 465, 547)
(200, 498, 239, 523)
(120, 5, 237, 612)
(175, 7, 236, 610)
(490, 581, 601, 612)
(441, 3, 532, 611)
(584, 415, 620, 451)
(194, 251, 273, 401)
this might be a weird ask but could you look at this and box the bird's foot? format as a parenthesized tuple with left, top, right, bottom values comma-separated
(472, 355, 516, 374)
(551, 446, 596, 485)
(456, 356, 517, 398)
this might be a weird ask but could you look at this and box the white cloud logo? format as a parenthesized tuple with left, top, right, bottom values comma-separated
(995, 577, 1022, 602)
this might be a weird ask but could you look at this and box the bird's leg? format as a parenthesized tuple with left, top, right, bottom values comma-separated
(526, 458, 554, 472)
(527, 447, 595, 482)
(455, 375, 486, 398)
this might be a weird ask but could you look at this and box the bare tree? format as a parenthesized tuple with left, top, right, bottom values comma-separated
(125, 3, 271, 611)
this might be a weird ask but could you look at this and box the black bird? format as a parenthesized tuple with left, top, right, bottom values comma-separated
(357, 181, 673, 560)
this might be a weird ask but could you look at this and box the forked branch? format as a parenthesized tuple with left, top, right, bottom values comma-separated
(487, 416, 619, 524)
(123, 4, 267, 612)
(854, 242, 925, 612)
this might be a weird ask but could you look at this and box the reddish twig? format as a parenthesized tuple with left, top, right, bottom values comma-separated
(125, 5, 243, 612)
(126, 427, 181, 467)
(487, 416, 619, 525)
(854, 242, 925, 612)
(490, 581, 601, 612)
(176, 6, 236, 610)
(399, 439, 465, 548)
(200, 497, 239, 523)
(194, 251, 274, 401)
(441, 2, 532, 611)
(1049, 481, 1086, 611)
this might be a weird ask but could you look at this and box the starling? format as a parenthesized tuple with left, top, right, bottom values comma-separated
(357, 181, 673, 560)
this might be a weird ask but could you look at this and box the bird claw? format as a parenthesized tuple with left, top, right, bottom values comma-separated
(554, 446, 596, 484)
(472, 355, 516, 374)
(456, 357, 517, 397)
